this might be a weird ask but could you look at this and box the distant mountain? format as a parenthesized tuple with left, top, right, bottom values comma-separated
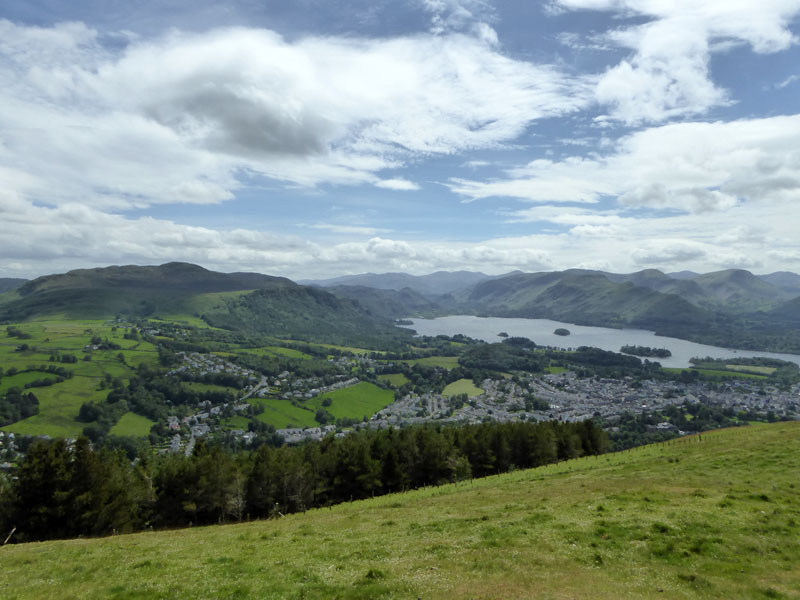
(684, 269, 792, 313)
(767, 295, 800, 322)
(0, 263, 409, 348)
(604, 268, 790, 314)
(303, 270, 497, 296)
(759, 271, 800, 295)
(0, 278, 27, 294)
(325, 285, 444, 319)
(2, 262, 289, 321)
(667, 271, 700, 280)
(459, 271, 712, 333)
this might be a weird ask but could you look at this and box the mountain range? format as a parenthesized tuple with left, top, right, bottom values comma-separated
(2, 263, 800, 353)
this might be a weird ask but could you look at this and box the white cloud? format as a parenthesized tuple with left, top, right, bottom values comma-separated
(310, 224, 391, 235)
(450, 157, 616, 202)
(631, 240, 708, 265)
(554, 0, 800, 123)
(2, 192, 798, 279)
(375, 178, 421, 191)
(454, 114, 800, 213)
(0, 20, 592, 210)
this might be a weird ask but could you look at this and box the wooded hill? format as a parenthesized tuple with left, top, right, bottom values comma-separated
(0, 263, 411, 349)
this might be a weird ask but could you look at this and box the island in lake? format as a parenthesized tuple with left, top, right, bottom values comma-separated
(553, 328, 571, 336)
(620, 344, 672, 358)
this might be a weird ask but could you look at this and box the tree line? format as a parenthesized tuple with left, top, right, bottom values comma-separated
(0, 419, 609, 543)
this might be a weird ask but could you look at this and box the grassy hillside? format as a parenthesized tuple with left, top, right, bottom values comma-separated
(0, 263, 411, 349)
(3, 422, 798, 599)
(0, 263, 291, 321)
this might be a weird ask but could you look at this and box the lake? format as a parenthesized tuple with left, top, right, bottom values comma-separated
(402, 315, 800, 369)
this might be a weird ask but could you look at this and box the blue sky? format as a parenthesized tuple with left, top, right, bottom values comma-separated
(1, 0, 799, 279)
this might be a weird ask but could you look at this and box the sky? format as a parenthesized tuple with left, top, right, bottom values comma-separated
(1, 0, 800, 280)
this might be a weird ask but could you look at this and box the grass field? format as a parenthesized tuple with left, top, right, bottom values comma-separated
(308, 382, 394, 421)
(441, 378, 484, 398)
(723, 364, 777, 375)
(109, 412, 156, 438)
(0, 320, 155, 437)
(405, 355, 461, 369)
(662, 367, 768, 379)
(236, 346, 313, 360)
(1, 376, 108, 437)
(379, 373, 410, 387)
(0, 370, 60, 394)
(221, 415, 251, 430)
(249, 398, 318, 429)
(2, 422, 798, 599)
(184, 382, 240, 394)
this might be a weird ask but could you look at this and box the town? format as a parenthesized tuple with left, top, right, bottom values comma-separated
(155, 349, 800, 451)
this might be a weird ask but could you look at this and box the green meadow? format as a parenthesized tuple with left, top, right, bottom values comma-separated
(661, 367, 768, 379)
(2, 422, 798, 599)
(249, 398, 319, 429)
(108, 412, 156, 438)
(405, 355, 461, 369)
(235, 346, 313, 360)
(184, 382, 239, 394)
(0, 320, 158, 437)
(309, 382, 394, 421)
(442, 378, 484, 398)
(379, 373, 410, 387)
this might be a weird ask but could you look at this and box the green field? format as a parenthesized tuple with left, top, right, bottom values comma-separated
(441, 378, 484, 398)
(184, 382, 239, 394)
(221, 415, 251, 430)
(405, 355, 460, 369)
(662, 367, 768, 379)
(236, 346, 313, 360)
(2, 423, 798, 599)
(108, 412, 156, 438)
(0, 320, 155, 437)
(308, 382, 394, 421)
(0, 370, 60, 394)
(249, 398, 318, 429)
(379, 373, 410, 387)
(1, 376, 108, 437)
(724, 364, 776, 374)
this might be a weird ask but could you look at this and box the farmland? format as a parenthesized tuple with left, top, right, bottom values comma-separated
(0, 320, 158, 437)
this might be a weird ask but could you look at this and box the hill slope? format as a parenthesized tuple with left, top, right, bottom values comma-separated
(686, 269, 792, 313)
(326, 284, 443, 318)
(4, 422, 798, 599)
(304, 270, 496, 295)
(461, 271, 712, 333)
(759, 271, 800, 295)
(0, 263, 409, 347)
(0, 278, 26, 294)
